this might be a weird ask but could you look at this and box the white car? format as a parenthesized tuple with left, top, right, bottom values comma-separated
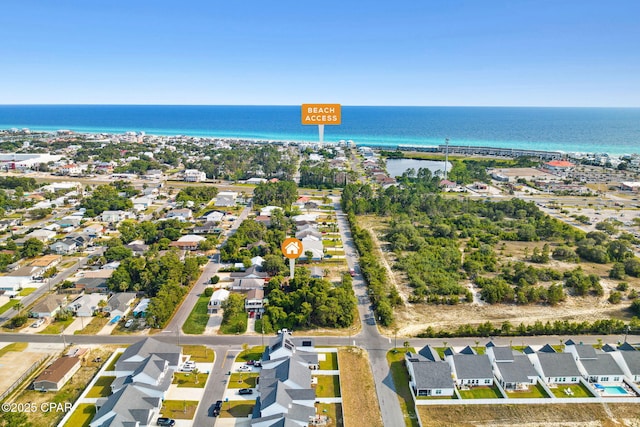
(31, 318, 45, 328)
(124, 319, 134, 328)
(237, 365, 252, 372)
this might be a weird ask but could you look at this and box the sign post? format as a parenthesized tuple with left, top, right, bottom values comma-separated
(301, 104, 341, 147)
(281, 237, 303, 279)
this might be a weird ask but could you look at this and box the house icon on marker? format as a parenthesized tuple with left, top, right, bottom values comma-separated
(281, 238, 303, 259)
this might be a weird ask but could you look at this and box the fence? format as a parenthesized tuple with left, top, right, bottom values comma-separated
(0, 355, 48, 402)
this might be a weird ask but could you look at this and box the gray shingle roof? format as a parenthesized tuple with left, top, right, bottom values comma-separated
(411, 361, 454, 389)
(90, 385, 160, 427)
(573, 344, 597, 360)
(492, 346, 514, 362)
(418, 345, 441, 362)
(620, 351, 640, 375)
(496, 355, 538, 383)
(580, 353, 624, 376)
(115, 337, 180, 373)
(452, 354, 493, 379)
(537, 353, 581, 378)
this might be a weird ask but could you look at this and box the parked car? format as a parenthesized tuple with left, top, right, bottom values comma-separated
(246, 360, 255, 366)
(124, 319, 134, 328)
(237, 365, 252, 372)
(183, 361, 196, 367)
(180, 366, 194, 372)
(156, 417, 175, 426)
(31, 318, 45, 328)
(211, 400, 222, 417)
(238, 388, 253, 395)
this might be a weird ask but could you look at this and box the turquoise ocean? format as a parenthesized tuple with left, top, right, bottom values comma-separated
(0, 105, 639, 155)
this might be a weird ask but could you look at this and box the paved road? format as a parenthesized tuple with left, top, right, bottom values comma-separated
(194, 348, 238, 426)
(333, 198, 406, 427)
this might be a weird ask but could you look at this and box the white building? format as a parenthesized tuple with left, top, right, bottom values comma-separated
(183, 169, 206, 182)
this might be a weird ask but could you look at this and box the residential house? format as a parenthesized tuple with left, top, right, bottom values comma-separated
(30, 294, 67, 318)
(143, 169, 163, 180)
(203, 211, 224, 223)
(49, 238, 77, 255)
(113, 337, 182, 376)
(131, 197, 152, 212)
(166, 208, 193, 221)
(250, 256, 264, 267)
(245, 288, 265, 315)
(530, 352, 582, 384)
(183, 169, 206, 182)
(83, 269, 115, 280)
(301, 236, 324, 261)
(67, 294, 107, 317)
(169, 234, 205, 250)
(260, 206, 282, 217)
(125, 241, 149, 256)
(101, 210, 127, 223)
(83, 224, 105, 238)
(487, 346, 539, 391)
(73, 278, 108, 294)
(446, 352, 494, 387)
(132, 298, 151, 318)
(58, 163, 82, 175)
(105, 292, 136, 319)
(33, 356, 81, 391)
(231, 278, 265, 291)
(208, 288, 230, 314)
(295, 228, 322, 240)
(24, 229, 57, 243)
(614, 346, 640, 383)
(0, 265, 41, 294)
(30, 254, 62, 270)
(192, 221, 221, 234)
(566, 343, 625, 384)
(215, 191, 238, 207)
(404, 352, 456, 397)
(230, 266, 269, 280)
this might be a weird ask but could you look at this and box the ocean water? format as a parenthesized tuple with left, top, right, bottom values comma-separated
(0, 105, 639, 155)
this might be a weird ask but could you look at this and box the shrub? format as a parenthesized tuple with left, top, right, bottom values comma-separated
(210, 275, 220, 284)
(204, 287, 213, 297)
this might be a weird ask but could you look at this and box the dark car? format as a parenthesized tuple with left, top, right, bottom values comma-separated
(238, 388, 253, 395)
(211, 400, 222, 417)
(157, 418, 175, 426)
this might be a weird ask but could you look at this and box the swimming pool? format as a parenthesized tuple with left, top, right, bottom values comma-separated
(601, 386, 628, 395)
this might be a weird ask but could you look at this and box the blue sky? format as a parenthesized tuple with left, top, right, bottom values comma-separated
(1, 0, 639, 106)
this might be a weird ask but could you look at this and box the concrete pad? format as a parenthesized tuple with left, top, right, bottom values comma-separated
(204, 313, 222, 334)
(63, 316, 87, 334)
(0, 351, 48, 397)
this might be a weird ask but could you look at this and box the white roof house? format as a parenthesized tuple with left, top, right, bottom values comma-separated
(215, 191, 238, 207)
(183, 169, 206, 182)
(260, 206, 282, 217)
(208, 289, 230, 313)
(301, 236, 324, 260)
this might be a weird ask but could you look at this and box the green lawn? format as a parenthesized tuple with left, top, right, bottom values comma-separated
(219, 310, 248, 334)
(173, 372, 208, 388)
(39, 317, 75, 334)
(63, 404, 96, 427)
(219, 400, 255, 418)
(551, 383, 595, 398)
(160, 400, 199, 420)
(387, 348, 419, 427)
(506, 382, 549, 399)
(182, 294, 210, 334)
(319, 352, 339, 370)
(105, 352, 122, 371)
(236, 346, 265, 362)
(74, 316, 109, 335)
(182, 345, 215, 362)
(19, 288, 36, 296)
(228, 373, 259, 388)
(86, 376, 115, 398)
(0, 298, 21, 315)
(459, 385, 503, 399)
(314, 375, 341, 397)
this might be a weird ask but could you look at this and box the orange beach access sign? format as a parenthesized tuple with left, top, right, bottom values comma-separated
(301, 104, 341, 125)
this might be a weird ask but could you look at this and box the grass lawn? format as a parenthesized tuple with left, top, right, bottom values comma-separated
(228, 373, 259, 389)
(219, 400, 255, 418)
(506, 383, 549, 399)
(0, 342, 28, 357)
(86, 376, 115, 398)
(0, 298, 20, 315)
(182, 294, 210, 334)
(19, 288, 37, 296)
(316, 402, 344, 427)
(160, 400, 199, 420)
(182, 345, 215, 362)
(236, 346, 265, 362)
(459, 385, 503, 399)
(105, 352, 122, 371)
(173, 372, 208, 388)
(63, 403, 96, 427)
(219, 310, 248, 334)
(39, 317, 75, 334)
(319, 352, 338, 370)
(74, 316, 109, 335)
(387, 348, 419, 427)
(313, 375, 341, 397)
(551, 383, 595, 398)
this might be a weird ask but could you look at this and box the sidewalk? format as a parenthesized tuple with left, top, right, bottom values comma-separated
(204, 313, 222, 334)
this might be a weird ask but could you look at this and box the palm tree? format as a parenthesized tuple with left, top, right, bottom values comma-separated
(13, 302, 24, 317)
(192, 367, 200, 384)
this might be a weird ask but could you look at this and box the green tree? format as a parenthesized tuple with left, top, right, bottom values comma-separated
(21, 238, 44, 258)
